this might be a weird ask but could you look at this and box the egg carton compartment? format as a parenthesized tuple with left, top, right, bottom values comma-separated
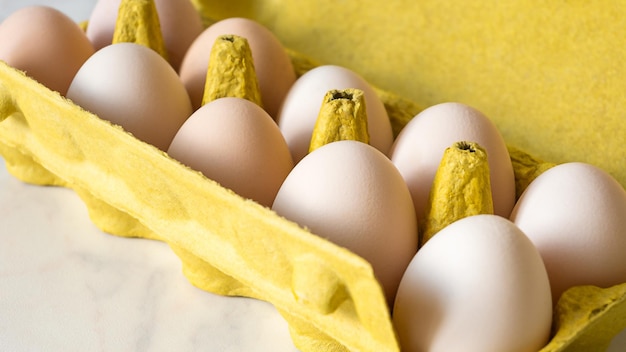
(2, 2, 626, 352)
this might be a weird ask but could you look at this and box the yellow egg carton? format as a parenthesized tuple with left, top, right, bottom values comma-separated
(1, 1, 626, 351)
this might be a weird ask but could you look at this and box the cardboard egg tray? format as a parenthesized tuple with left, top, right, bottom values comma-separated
(2, 1, 626, 351)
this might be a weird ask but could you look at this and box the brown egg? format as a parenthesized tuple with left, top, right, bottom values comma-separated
(179, 17, 297, 118)
(167, 97, 294, 208)
(86, 0, 204, 71)
(66, 43, 193, 151)
(0, 6, 95, 95)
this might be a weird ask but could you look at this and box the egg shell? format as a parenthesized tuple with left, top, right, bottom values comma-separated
(271, 140, 418, 305)
(86, 0, 204, 71)
(276, 65, 394, 164)
(393, 214, 552, 352)
(167, 97, 294, 208)
(0, 6, 95, 95)
(179, 17, 296, 117)
(510, 162, 626, 304)
(390, 102, 515, 223)
(66, 42, 193, 151)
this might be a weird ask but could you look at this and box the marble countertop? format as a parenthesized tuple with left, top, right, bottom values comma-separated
(0, 158, 299, 351)
(1, 1, 625, 351)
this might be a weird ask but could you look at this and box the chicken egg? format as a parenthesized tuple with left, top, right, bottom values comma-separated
(510, 162, 626, 304)
(271, 140, 418, 305)
(0, 6, 95, 95)
(276, 65, 394, 164)
(393, 214, 552, 352)
(86, 0, 204, 71)
(167, 97, 294, 208)
(66, 42, 193, 151)
(390, 102, 516, 224)
(179, 17, 297, 117)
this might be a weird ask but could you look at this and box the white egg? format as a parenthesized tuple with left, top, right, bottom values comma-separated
(276, 65, 394, 164)
(66, 43, 192, 151)
(510, 162, 626, 303)
(393, 214, 552, 352)
(271, 140, 417, 305)
(390, 102, 516, 224)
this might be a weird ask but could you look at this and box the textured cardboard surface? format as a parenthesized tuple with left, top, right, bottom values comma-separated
(192, 0, 626, 191)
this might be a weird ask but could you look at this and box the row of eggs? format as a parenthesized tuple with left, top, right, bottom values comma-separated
(2, 2, 626, 351)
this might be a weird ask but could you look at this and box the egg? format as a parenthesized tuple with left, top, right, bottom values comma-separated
(179, 17, 297, 117)
(276, 65, 394, 164)
(0, 6, 95, 95)
(66, 42, 193, 151)
(390, 102, 515, 224)
(86, 0, 204, 71)
(510, 162, 626, 304)
(393, 214, 552, 352)
(271, 140, 418, 305)
(167, 97, 294, 208)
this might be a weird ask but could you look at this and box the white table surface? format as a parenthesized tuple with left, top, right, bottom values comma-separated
(0, 160, 299, 352)
(1, 1, 625, 351)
